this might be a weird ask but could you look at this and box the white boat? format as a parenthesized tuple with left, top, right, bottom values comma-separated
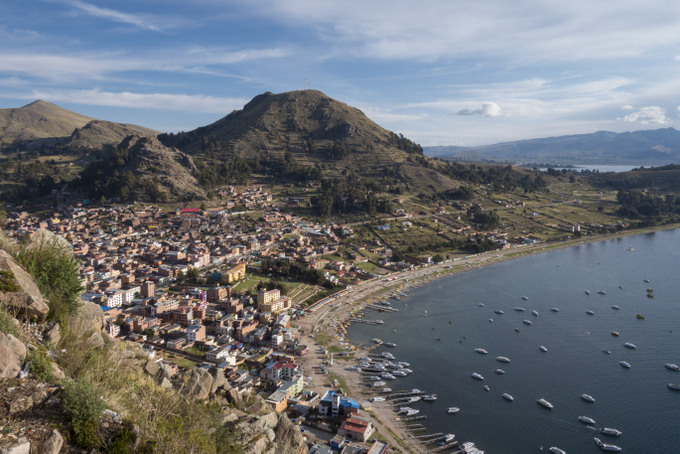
(483, 385, 490, 391)
(665, 363, 680, 371)
(619, 361, 631, 369)
(471, 372, 484, 380)
(382, 352, 396, 359)
(371, 396, 385, 402)
(581, 393, 596, 403)
(406, 409, 420, 416)
(594, 437, 622, 452)
(372, 381, 387, 387)
(598, 290, 606, 295)
(539, 345, 548, 352)
(623, 342, 637, 349)
(494, 309, 504, 315)
(522, 296, 529, 301)
(373, 338, 383, 344)
(579, 415, 596, 425)
(667, 383, 680, 390)
(392, 370, 408, 377)
(478, 303, 485, 307)
(611, 305, 620, 310)
(549, 448, 566, 454)
(532, 310, 538, 316)
(396, 361, 410, 367)
(443, 434, 456, 442)
(475, 348, 488, 354)
(423, 394, 437, 401)
(380, 372, 396, 380)
(550, 307, 559, 312)
(599, 427, 622, 437)
(381, 387, 392, 393)
(537, 398, 553, 409)
(502, 393, 514, 401)
(384, 342, 397, 348)
(447, 407, 460, 414)
(586, 310, 594, 315)
(496, 356, 511, 363)
(495, 368, 505, 374)
(585, 290, 591, 295)
(407, 396, 421, 403)
(514, 307, 526, 312)
(523, 319, 533, 326)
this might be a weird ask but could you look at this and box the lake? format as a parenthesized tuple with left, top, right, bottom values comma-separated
(347, 229, 680, 453)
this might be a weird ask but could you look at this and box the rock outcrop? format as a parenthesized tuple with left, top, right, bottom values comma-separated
(226, 412, 308, 454)
(25, 229, 74, 258)
(71, 300, 105, 334)
(0, 333, 27, 378)
(0, 250, 49, 321)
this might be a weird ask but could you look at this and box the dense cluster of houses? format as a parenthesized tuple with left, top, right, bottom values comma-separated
(4, 188, 397, 453)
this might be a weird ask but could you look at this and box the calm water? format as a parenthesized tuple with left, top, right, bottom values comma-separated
(347, 230, 680, 453)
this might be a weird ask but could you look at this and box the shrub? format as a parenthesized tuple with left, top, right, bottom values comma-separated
(15, 238, 83, 322)
(27, 347, 54, 382)
(62, 378, 106, 449)
(0, 307, 19, 336)
(0, 270, 20, 292)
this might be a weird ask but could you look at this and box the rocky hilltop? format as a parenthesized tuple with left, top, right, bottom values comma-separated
(79, 134, 207, 202)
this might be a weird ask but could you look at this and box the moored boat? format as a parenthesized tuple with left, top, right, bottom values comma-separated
(611, 305, 620, 310)
(471, 372, 484, 380)
(594, 437, 622, 452)
(495, 368, 505, 374)
(447, 407, 460, 414)
(598, 290, 606, 295)
(494, 309, 504, 315)
(579, 415, 596, 425)
(532, 310, 539, 316)
(384, 342, 397, 347)
(496, 356, 511, 363)
(619, 360, 631, 369)
(423, 394, 437, 401)
(586, 310, 594, 315)
(611, 331, 619, 336)
(665, 363, 680, 371)
(443, 434, 455, 442)
(636, 313, 645, 319)
(483, 384, 490, 391)
(581, 393, 596, 403)
(537, 397, 553, 409)
(667, 383, 680, 390)
(539, 345, 548, 352)
(475, 348, 488, 354)
(549, 448, 566, 454)
(623, 342, 637, 349)
(502, 393, 514, 401)
(550, 307, 559, 312)
(514, 307, 526, 312)
(523, 319, 533, 325)
(599, 427, 622, 437)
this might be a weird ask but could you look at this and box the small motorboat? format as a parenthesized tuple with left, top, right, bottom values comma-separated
(471, 372, 484, 380)
(623, 342, 637, 349)
(620, 361, 631, 369)
(537, 398, 553, 409)
(502, 393, 514, 401)
(550, 307, 559, 312)
(586, 310, 594, 315)
(579, 415, 596, 425)
(475, 348, 488, 354)
(636, 314, 645, 320)
(581, 393, 596, 403)
(665, 363, 680, 371)
(447, 407, 460, 414)
(496, 356, 511, 363)
(495, 368, 505, 374)
(611, 331, 620, 336)
(494, 309, 504, 315)
(532, 310, 538, 316)
(549, 448, 566, 454)
(483, 385, 490, 391)
(594, 437, 622, 452)
(611, 305, 620, 310)
(599, 427, 622, 437)
(523, 319, 533, 326)
(539, 345, 548, 352)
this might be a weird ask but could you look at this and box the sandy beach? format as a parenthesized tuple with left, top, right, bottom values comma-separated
(295, 224, 679, 453)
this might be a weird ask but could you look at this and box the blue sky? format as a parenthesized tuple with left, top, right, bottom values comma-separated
(2, 0, 680, 146)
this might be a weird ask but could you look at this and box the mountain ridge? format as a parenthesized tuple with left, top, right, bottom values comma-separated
(424, 127, 680, 165)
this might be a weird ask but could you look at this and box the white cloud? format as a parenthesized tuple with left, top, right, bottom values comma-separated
(64, 0, 172, 32)
(621, 105, 635, 110)
(454, 102, 503, 117)
(622, 106, 669, 124)
(17, 89, 249, 114)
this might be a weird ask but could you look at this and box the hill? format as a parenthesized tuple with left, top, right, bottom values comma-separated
(0, 100, 156, 152)
(0, 100, 93, 146)
(425, 128, 680, 165)
(78, 134, 206, 202)
(159, 90, 459, 193)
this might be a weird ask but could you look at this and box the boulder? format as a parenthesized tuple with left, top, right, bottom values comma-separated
(210, 367, 227, 394)
(85, 331, 105, 349)
(225, 387, 244, 408)
(39, 429, 63, 454)
(178, 368, 214, 401)
(71, 301, 105, 334)
(0, 332, 27, 378)
(0, 250, 49, 321)
(44, 323, 60, 345)
(246, 395, 271, 416)
(144, 359, 161, 377)
(273, 414, 307, 454)
(0, 437, 30, 454)
(26, 229, 74, 258)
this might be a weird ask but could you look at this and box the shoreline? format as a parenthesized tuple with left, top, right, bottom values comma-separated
(296, 223, 679, 452)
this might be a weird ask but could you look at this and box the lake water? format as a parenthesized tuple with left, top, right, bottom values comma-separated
(537, 165, 645, 173)
(347, 229, 680, 453)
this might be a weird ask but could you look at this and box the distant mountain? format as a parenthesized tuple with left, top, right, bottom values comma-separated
(424, 128, 680, 165)
(0, 100, 156, 152)
(160, 89, 460, 193)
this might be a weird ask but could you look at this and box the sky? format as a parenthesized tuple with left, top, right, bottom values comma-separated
(2, 1, 680, 147)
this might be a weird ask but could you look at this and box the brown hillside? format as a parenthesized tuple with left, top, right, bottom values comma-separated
(0, 100, 93, 145)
